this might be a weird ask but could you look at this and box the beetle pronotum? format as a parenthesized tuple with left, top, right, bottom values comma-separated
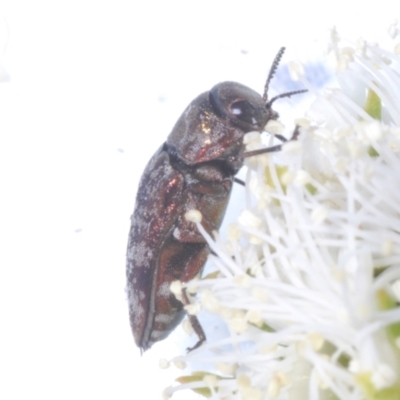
(126, 47, 306, 352)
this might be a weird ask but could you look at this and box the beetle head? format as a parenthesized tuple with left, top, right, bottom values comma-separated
(166, 47, 306, 166)
(209, 82, 270, 132)
(166, 83, 271, 166)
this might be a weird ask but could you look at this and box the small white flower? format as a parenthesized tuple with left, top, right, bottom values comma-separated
(166, 25, 400, 400)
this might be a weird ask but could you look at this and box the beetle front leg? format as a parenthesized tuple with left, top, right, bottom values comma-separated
(278, 124, 300, 143)
(241, 125, 301, 159)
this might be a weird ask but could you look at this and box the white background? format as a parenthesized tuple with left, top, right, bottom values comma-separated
(0, 1, 397, 399)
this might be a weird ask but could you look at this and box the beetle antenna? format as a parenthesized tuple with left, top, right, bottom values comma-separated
(266, 89, 308, 109)
(262, 47, 286, 102)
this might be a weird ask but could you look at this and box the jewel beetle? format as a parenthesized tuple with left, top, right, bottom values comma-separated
(126, 47, 306, 352)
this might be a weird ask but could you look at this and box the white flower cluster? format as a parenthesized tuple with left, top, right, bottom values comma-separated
(164, 25, 400, 400)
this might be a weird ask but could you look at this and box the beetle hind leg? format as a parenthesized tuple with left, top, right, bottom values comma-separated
(181, 288, 206, 352)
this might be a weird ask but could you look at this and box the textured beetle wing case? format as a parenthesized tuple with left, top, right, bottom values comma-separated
(126, 147, 185, 348)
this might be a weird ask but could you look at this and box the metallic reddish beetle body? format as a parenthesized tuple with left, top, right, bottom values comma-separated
(126, 48, 305, 351)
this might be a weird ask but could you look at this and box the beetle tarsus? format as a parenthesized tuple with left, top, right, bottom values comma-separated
(275, 133, 288, 142)
(186, 321, 206, 352)
(234, 177, 245, 186)
(291, 125, 301, 141)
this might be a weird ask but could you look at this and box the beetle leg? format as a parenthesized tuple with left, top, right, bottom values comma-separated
(242, 125, 301, 159)
(181, 288, 206, 352)
(291, 125, 301, 140)
(175, 244, 210, 351)
(274, 125, 300, 143)
(234, 177, 245, 186)
(274, 133, 288, 142)
(242, 144, 282, 158)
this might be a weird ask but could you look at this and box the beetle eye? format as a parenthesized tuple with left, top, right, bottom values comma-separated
(230, 100, 259, 126)
(209, 82, 268, 130)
